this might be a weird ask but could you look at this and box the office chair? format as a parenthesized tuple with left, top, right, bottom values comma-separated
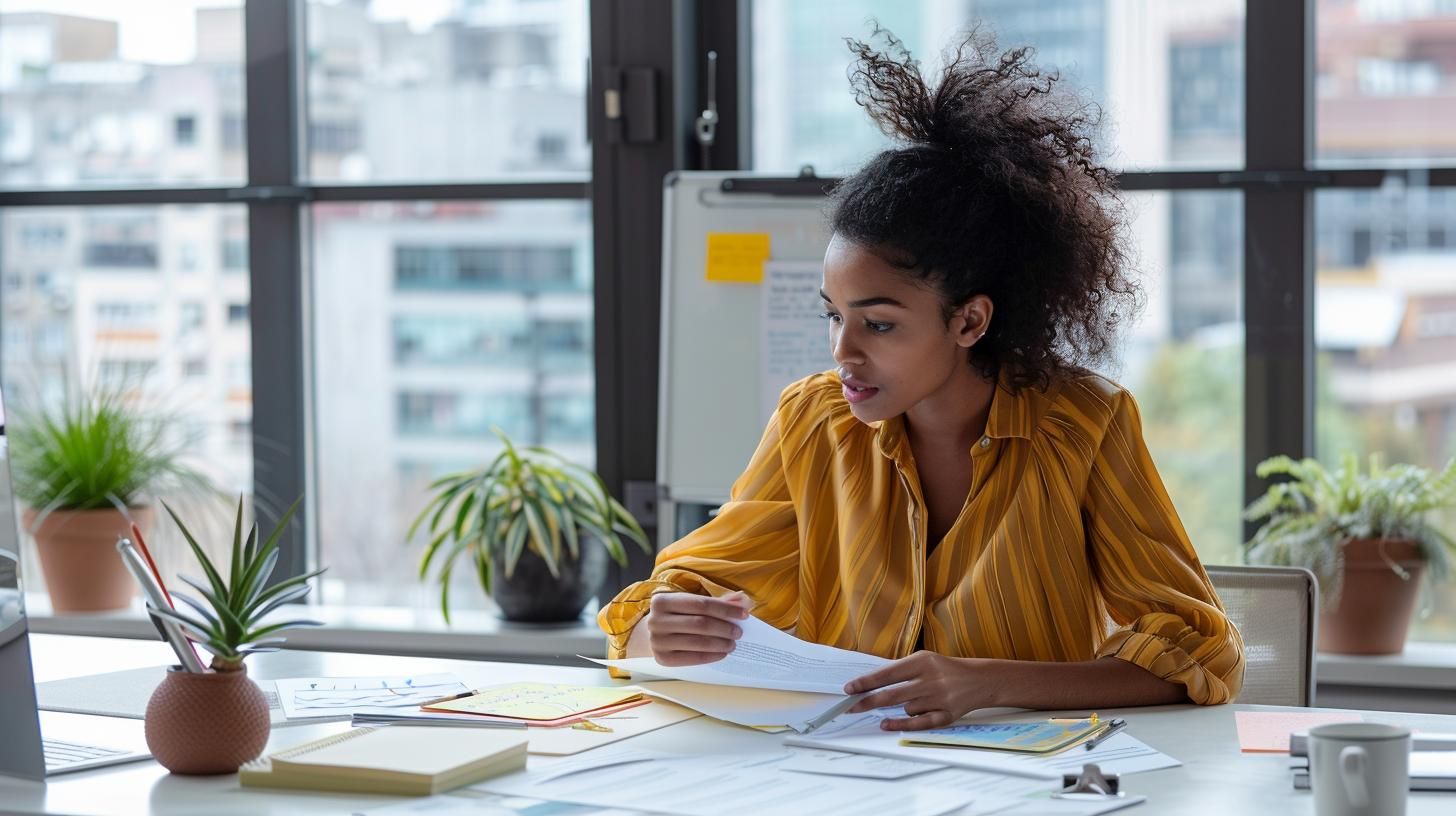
(1206, 565, 1319, 707)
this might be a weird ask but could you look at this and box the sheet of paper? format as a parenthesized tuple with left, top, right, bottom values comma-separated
(275, 673, 469, 720)
(778, 747, 945, 779)
(472, 751, 974, 816)
(787, 712, 1180, 780)
(1234, 710, 1363, 753)
(705, 232, 771, 283)
(634, 679, 847, 730)
(591, 615, 891, 695)
(357, 791, 623, 816)
(759, 260, 836, 423)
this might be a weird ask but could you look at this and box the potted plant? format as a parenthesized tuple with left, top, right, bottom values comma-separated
(10, 391, 214, 612)
(145, 496, 324, 774)
(1243, 453, 1456, 654)
(409, 429, 650, 624)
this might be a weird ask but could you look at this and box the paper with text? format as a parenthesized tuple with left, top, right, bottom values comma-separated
(472, 751, 973, 816)
(787, 718, 1180, 781)
(759, 260, 835, 423)
(592, 615, 891, 695)
(276, 674, 469, 720)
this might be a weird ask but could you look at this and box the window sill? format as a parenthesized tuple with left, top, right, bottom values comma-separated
(24, 593, 606, 665)
(1315, 642, 1456, 691)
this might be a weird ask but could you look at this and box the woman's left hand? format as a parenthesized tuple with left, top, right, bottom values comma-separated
(843, 651, 1002, 731)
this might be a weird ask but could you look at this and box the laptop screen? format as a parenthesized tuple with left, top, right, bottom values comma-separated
(0, 389, 49, 780)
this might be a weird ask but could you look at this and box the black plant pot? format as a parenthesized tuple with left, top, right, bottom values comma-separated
(489, 539, 608, 624)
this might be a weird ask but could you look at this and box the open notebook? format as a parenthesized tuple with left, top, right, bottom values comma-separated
(239, 726, 528, 796)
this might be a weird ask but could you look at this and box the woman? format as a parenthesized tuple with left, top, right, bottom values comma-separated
(598, 29, 1244, 731)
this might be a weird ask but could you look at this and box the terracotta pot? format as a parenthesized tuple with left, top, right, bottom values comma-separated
(145, 665, 271, 774)
(27, 506, 154, 613)
(1318, 538, 1425, 655)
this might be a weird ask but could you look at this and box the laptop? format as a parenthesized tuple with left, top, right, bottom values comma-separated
(0, 391, 152, 779)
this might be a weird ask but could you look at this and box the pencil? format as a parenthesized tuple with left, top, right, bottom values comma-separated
(130, 522, 173, 609)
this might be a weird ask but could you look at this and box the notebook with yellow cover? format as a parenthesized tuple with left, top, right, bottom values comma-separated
(898, 720, 1106, 754)
(239, 726, 528, 796)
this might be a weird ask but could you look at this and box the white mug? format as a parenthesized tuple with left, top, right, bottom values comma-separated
(1308, 722, 1410, 816)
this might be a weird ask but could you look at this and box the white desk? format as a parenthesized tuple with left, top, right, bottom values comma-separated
(6, 634, 1456, 815)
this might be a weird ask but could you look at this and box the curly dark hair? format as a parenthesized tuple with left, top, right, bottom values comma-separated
(829, 26, 1141, 393)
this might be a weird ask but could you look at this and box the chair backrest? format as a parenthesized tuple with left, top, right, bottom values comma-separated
(1205, 565, 1318, 707)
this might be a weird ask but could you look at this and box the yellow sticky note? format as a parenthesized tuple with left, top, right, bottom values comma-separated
(705, 232, 771, 283)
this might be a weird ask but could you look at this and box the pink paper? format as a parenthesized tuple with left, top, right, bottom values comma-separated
(1235, 710, 1365, 753)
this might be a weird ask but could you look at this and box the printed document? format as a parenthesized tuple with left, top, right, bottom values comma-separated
(591, 615, 889, 695)
(275, 673, 469, 720)
(471, 750, 974, 816)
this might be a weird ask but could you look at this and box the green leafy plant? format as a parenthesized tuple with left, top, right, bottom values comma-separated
(151, 496, 325, 672)
(409, 429, 651, 622)
(9, 390, 214, 518)
(1243, 453, 1456, 606)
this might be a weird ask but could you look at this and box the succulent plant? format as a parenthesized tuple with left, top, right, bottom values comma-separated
(151, 496, 324, 672)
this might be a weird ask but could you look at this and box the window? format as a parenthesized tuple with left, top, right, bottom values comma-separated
(0, 205, 253, 595)
(0, 1, 245, 188)
(1317, 179, 1456, 640)
(227, 303, 248, 323)
(1317, 1, 1456, 164)
(750, 0, 1245, 174)
(304, 0, 588, 183)
(174, 114, 197, 146)
(313, 199, 592, 608)
(83, 212, 159, 268)
(179, 301, 204, 334)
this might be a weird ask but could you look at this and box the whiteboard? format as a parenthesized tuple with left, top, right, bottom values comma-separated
(656, 172, 834, 533)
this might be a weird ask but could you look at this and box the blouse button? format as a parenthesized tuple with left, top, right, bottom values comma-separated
(979, 437, 991, 449)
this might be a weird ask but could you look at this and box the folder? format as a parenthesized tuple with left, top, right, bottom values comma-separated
(239, 726, 527, 796)
(898, 719, 1109, 754)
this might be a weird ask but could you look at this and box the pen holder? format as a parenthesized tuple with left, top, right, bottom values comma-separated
(144, 665, 271, 775)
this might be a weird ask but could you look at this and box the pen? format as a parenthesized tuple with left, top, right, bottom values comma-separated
(798, 692, 870, 734)
(418, 689, 478, 707)
(1083, 718, 1128, 751)
(130, 522, 172, 609)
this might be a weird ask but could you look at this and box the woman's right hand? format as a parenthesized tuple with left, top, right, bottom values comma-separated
(641, 591, 752, 666)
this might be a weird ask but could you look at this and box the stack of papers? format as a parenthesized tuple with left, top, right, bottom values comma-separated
(591, 615, 889, 695)
(786, 709, 1181, 779)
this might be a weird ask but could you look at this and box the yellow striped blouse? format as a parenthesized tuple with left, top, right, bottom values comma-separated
(599, 370, 1245, 705)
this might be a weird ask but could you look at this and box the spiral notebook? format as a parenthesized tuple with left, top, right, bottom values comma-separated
(239, 726, 528, 796)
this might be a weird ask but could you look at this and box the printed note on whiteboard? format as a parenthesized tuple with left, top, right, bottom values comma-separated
(760, 261, 835, 424)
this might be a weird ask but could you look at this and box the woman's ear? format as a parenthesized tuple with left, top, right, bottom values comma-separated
(950, 295, 993, 349)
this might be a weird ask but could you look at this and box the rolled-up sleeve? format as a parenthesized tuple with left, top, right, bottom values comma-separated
(596, 405, 801, 660)
(1084, 391, 1245, 705)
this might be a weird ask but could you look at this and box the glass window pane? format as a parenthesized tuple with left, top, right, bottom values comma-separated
(1317, 0, 1456, 165)
(305, 0, 589, 184)
(1104, 191, 1245, 566)
(0, 1, 245, 188)
(1316, 179, 1456, 641)
(751, 0, 1244, 174)
(312, 200, 593, 609)
(1, 204, 253, 604)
